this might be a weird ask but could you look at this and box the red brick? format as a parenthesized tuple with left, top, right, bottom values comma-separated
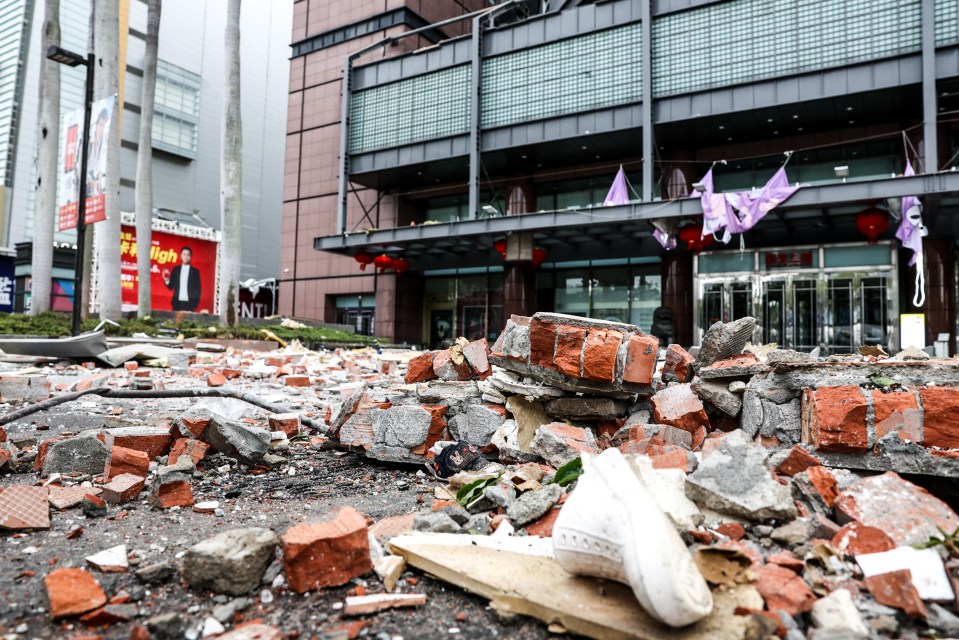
(0, 447, 11, 469)
(582, 329, 623, 382)
(775, 445, 821, 477)
(832, 522, 897, 555)
(872, 390, 921, 443)
(105, 428, 173, 461)
(652, 424, 693, 448)
(44, 568, 107, 619)
(130, 625, 149, 640)
(268, 413, 301, 438)
(623, 334, 659, 385)
(525, 500, 564, 537)
(649, 447, 692, 472)
(716, 522, 746, 541)
(554, 324, 587, 378)
(834, 471, 959, 546)
(206, 373, 227, 387)
(462, 339, 491, 377)
(920, 387, 959, 450)
(0, 426, 6, 442)
(281, 506, 373, 593)
(528, 317, 558, 368)
(618, 438, 665, 456)
(100, 474, 145, 504)
(802, 386, 868, 453)
(432, 350, 472, 381)
(105, 447, 150, 480)
(755, 563, 816, 616)
(662, 344, 694, 383)
(690, 426, 707, 451)
(651, 383, 710, 433)
(124, 362, 138, 371)
(864, 569, 928, 619)
(151, 480, 195, 509)
(176, 416, 209, 439)
(168, 438, 210, 466)
(804, 465, 839, 508)
(221, 368, 242, 380)
(766, 552, 804, 572)
(284, 375, 311, 387)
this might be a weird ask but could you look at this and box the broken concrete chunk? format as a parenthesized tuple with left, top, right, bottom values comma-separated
(506, 483, 563, 527)
(0, 374, 52, 402)
(691, 379, 742, 416)
(42, 431, 110, 477)
(413, 512, 463, 534)
(685, 431, 796, 522)
(530, 423, 598, 468)
(136, 561, 176, 584)
(182, 528, 280, 596)
(204, 418, 270, 466)
(85, 545, 129, 573)
(695, 317, 756, 369)
(544, 396, 630, 421)
(699, 354, 768, 379)
(447, 405, 506, 448)
(662, 344, 694, 384)
(834, 471, 959, 546)
(810, 588, 868, 638)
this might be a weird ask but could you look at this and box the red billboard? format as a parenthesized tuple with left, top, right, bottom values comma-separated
(120, 224, 217, 313)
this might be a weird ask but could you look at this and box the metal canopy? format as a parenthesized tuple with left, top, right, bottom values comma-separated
(315, 172, 959, 269)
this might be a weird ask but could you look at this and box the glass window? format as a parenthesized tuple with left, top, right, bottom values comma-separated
(591, 267, 629, 324)
(554, 269, 590, 317)
(630, 267, 661, 333)
(824, 245, 892, 268)
(152, 60, 200, 158)
(699, 251, 755, 274)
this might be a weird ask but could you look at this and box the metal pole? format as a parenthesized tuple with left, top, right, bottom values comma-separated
(336, 56, 353, 236)
(640, 0, 653, 201)
(73, 53, 94, 336)
(468, 13, 483, 220)
(921, 0, 938, 173)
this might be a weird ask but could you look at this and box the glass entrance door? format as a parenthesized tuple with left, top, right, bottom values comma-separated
(700, 278, 755, 330)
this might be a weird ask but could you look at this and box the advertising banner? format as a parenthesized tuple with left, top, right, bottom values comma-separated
(57, 95, 116, 231)
(120, 224, 217, 313)
(0, 255, 14, 313)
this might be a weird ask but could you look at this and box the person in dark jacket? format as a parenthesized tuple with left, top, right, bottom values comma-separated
(164, 246, 201, 311)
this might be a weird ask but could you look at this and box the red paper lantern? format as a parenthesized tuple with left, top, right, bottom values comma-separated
(373, 254, 393, 272)
(354, 250, 374, 271)
(392, 257, 410, 274)
(532, 247, 548, 266)
(677, 222, 714, 254)
(493, 239, 507, 257)
(855, 206, 889, 245)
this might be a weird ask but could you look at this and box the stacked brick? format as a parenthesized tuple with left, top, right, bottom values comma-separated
(801, 385, 959, 463)
(489, 312, 659, 396)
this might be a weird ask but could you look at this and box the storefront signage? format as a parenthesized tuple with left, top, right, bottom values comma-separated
(57, 95, 115, 231)
(120, 224, 218, 313)
(765, 251, 813, 269)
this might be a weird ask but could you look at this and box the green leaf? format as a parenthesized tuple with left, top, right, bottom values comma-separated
(456, 475, 499, 508)
(552, 457, 583, 487)
(868, 373, 898, 389)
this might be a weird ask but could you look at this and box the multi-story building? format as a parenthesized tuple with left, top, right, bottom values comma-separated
(286, 0, 959, 355)
(0, 0, 291, 310)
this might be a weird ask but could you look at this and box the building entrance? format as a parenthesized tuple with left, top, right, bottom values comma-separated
(694, 243, 897, 355)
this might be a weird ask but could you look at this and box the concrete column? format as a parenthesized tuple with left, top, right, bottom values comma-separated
(503, 261, 535, 320)
(921, 0, 938, 172)
(661, 253, 694, 347)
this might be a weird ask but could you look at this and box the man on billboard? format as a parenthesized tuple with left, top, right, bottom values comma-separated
(163, 246, 201, 311)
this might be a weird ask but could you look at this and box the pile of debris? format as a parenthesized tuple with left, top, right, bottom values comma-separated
(1, 313, 959, 639)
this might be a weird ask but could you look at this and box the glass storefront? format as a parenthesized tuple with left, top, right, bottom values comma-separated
(537, 260, 662, 333)
(694, 242, 898, 355)
(423, 260, 662, 347)
(424, 270, 505, 349)
(335, 294, 375, 336)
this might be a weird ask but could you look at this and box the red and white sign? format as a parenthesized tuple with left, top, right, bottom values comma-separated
(120, 224, 218, 313)
(57, 95, 115, 231)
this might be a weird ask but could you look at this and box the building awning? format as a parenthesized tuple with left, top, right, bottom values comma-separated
(315, 172, 959, 270)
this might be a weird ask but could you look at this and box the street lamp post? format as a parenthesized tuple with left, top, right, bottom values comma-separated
(46, 45, 94, 337)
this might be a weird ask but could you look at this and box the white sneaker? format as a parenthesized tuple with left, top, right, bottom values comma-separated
(552, 448, 713, 627)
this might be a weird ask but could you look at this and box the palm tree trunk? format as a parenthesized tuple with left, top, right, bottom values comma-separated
(135, 0, 161, 318)
(93, 0, 122, 320)
(30, 0, 60, 314)
(219, 0, 242, 326)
